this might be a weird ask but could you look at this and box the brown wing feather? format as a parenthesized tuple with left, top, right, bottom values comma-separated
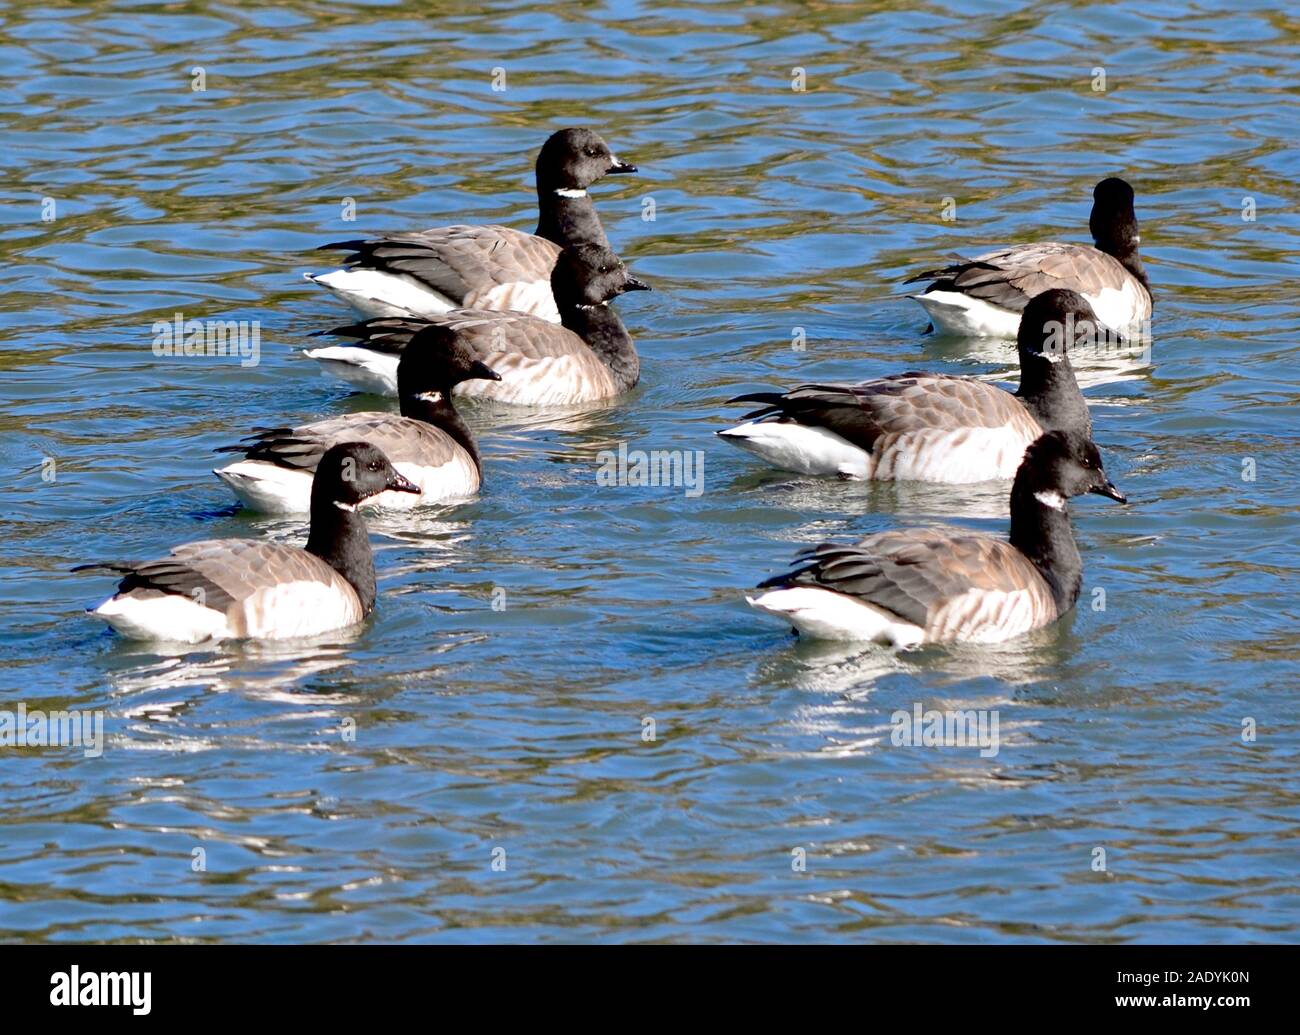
(171, 541, 353, 609)
(235, 413, 461, 472)
(322, 225, 561, 306)
(323, 309, 600, 362)
(318, 310, 619, 401)
(765, 529, 1057, 637)
(734, 374, 1034, 453)
(914, 242, 1134, 312)
(415, 310, 621, 400)
(98, 540, 355, 617)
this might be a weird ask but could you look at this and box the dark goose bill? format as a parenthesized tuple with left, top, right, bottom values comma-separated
(384, 472, 421, 496)
(467, 359, 503, 381)
(1090, 479, 1126, 503)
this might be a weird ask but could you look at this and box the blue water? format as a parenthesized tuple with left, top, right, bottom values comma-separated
(2, 0, 1298, 942)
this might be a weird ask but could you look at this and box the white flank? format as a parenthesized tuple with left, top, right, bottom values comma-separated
(306, 269, 458, 319)
(479, 280, 561, 323)
(214, 462, 314, 515)
(311, 344, 617, 406)
(1088, 277, 1148, 332)
(215, 458, 475, 515)
(92, 593, 228, 643)
(396, 456, 479, 505)
(717, 422, 872, 479)
(93, 577, 363, 642)
(455, 354, 617, 406)
(875, 425, 1034, 483)
(747, 587, 926, 646)
(911, 291, 1022, 338)
(929, 587, 1044, 644)
(915, 275, 1148, 342)
(721, 420, 1033, 483)
(237, 580, 362, 639)
(303, 346, 401, 396)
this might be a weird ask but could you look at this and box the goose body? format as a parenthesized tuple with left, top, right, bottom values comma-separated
(89, 539, 369, 642)
(217, 337, 500, 514)
(307, 128, 636, 322)
(749, 532, 1058, 646)
(215, 414, 479, 514)
(82, 443, 419, 643)
(307, 310, 625, 405)
(719, 290, 1098, 483)
(306, 245, 645, 405)
(720, 375, 1044, 482)
(749, 430, 1126, 645)
(307, 226, 563, 322)
(907, 178, 1152, 338)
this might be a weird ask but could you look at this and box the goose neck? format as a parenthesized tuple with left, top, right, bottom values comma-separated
(1016, 350, 1090, 437)
(535, 188, 612, 250)
(1008, 479, 1083, 613)
(1094, 237, 1152, 296)
(559, 303, 639, 392)
(400, 387, 481, 471)
(306, 488, 377, 615)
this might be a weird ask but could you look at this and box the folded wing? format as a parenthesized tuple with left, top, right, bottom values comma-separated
(907, 242, 1133, 313)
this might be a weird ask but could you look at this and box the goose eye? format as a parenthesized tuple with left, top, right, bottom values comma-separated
(584, 148, 598, 157)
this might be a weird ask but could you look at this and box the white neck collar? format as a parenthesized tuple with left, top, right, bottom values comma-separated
(554, 187, 586, 198)
(333, 500, 359, 512)
(1034, 491, 1065, 511)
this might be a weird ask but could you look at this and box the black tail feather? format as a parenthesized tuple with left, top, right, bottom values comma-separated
(310, 322, 376, 339)
(70, 561, 135, 575)
(726, 390, 787, 407)
(903, 267, 947, 284)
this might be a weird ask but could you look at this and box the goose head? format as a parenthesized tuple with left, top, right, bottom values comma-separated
(315, 441, 420, 511)
(397, 331, 501, 401)
(537, 128, 637, 193)
(552, 243, 650, 309)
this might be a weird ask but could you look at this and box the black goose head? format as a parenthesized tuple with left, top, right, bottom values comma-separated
(1017, 288, 1121, 364)
(1017, 429, 1126, 505)
(314, 441, 419, 511)
(396, 330, 501, 401)
(1089, 176, 1141, 261)
(551, 243, 651, 309)
(536, 128, 636, 193)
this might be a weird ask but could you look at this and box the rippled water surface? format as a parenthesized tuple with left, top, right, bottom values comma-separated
(2, 0, 1299, 943)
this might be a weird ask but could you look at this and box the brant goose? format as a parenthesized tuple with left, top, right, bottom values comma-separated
(304, 244, 648, 405)
(718, 289, 1101, 482)
(748, 429, 1126, 645)
(214, 338, 501, 514)
(78, 442, 418, 642)
(906, 177, 1151, 337)
(306, 128, 638, 322)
